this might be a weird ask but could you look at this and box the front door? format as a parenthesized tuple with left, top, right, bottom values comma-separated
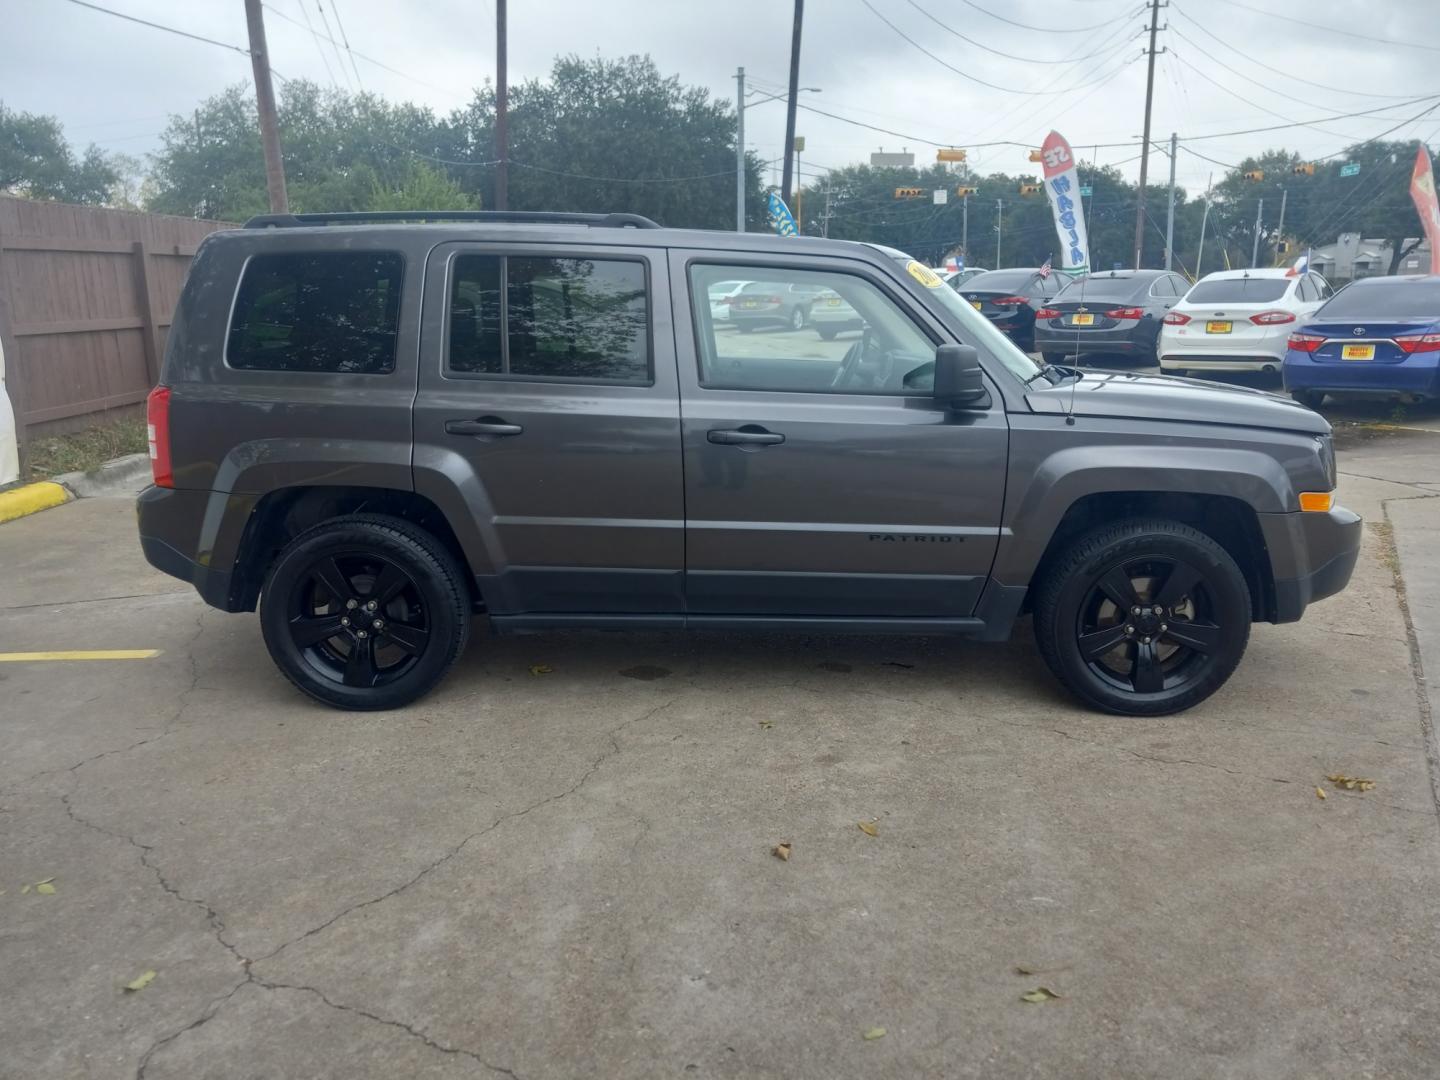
(671, 251, 1009, 620)
(414, 241, 683, 616)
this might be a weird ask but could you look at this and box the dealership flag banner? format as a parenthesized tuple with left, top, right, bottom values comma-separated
(1409, 144, 1440, 275)
(1041, 131, 1091, 275)
(767, 191, 798, 237)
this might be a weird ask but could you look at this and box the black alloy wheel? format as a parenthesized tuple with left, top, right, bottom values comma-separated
(260, 515, 470, 711)
(1033, 519, 1250, 715)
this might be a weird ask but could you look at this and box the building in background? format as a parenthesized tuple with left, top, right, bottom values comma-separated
(1309, 233, 1432, 283)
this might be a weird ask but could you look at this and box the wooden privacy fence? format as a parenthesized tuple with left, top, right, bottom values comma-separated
(0, 196, 233, 441)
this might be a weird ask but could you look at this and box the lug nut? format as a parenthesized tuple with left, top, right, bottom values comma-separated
(367, 600, 377, 611)
(1125, 624, 1135, 634)
(1152, 605, 1163, 615)
(357, 630, 368, 638)
(373, 619, 383, 629)
(340, 617, 350, 627)
(1142, 636, 1151, 644)
(346, 598, 358, 610)
(1160, 623, 1168, 632)
(1131, 606, 1141, 615)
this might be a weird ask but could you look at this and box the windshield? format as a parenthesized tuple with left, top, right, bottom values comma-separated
(1318, 280, 1440, 319)
(1055, 275, 1143, 302)
(1185, 277, 1290, 304)
(888, 255, 1044, 381)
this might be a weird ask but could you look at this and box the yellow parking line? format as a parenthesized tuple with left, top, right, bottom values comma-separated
(0, 650, 162, 661)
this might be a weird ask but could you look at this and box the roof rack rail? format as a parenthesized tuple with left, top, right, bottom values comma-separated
(242, 210, 662, 230)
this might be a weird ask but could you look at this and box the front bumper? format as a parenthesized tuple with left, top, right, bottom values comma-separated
(1258, 504, 1363, 622)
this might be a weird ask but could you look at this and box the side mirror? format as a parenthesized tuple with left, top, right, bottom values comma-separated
(933, 344, 989, 409)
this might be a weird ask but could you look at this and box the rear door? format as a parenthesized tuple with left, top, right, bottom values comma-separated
(670, 250, 1009, 621)
(413, 241, 683, 616)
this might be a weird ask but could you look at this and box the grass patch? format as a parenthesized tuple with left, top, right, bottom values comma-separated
(25, 414, 148, 480)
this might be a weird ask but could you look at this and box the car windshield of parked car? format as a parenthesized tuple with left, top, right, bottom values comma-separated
(964, 270, 1040, 292)
(1185, 277, 1290, 303)
(1054, 275, 1142, 302)
(1315, 280, 1440, 319)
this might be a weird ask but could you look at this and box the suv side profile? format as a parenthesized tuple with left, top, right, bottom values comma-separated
(138, 211, 1361, 716)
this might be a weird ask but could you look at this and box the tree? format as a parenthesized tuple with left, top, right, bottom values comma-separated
(0, 104, 119, 204)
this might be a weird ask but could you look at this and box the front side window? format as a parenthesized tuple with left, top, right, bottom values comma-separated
(689, 263, 937, 395)
(448, 254, 649, 383)
(228, 251, 404, 374)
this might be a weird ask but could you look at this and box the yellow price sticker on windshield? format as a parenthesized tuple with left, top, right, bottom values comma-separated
(905, 260, 944, 288)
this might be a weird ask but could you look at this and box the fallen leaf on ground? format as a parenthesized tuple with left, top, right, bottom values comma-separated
(858, 821, 878, 837)
(862, 1027, 887, 1040)
(528, 664, 553, 676)
(124, 971, 157, 993)
(772, 842, 792, 861)
(21, 885, 30, 894)
(758, 720, 774, 730)
(1315, 786, 1327, 800)
(35, 878, 54, 885)
(35, 882, 56, 895)
(1020, 988, 1062, 1003)
(1326, 774, 1376, 792)
(1015, 965, 1037, 975)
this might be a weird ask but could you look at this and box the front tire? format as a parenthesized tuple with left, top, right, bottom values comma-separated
(1033, 519, 1251, 716)
(259, 515, 470, 711)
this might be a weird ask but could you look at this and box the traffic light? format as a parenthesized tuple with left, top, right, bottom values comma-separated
(1027, 149, 1044, 163)
(1276, 241, 1289, 255)
(894, 187, 925, 199)
(955, 186, 978, 197)
(936, 148, 967, 163)
(1243, 169, 1264, 182)
(1019, 183, 1042, 195)
(1292, 162, 1315, 176)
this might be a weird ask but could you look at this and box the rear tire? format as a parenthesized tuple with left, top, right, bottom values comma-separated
(1291, 389, 1323, 409)
(1033, 519, 1251, 716)
(790, 306, 807, 331)
(736, 324, 754, 334)
(1042, 351, 1069, 365)
(259, 515, 470, 711)
(817, 327, 838, 341)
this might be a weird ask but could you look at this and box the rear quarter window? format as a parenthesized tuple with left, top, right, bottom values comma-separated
(227, 251, 404, 374)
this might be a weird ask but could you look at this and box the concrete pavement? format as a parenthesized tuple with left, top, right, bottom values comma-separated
(2, 437, 1440, 1079)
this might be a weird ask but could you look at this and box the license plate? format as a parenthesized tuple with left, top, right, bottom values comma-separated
(1205, 320, 1232, 334)
(970, 300, 982, 310)
(825, 298, 841, 307)
(1342, 343, 1375, 360)
(741, 300, 758, 308)
(1071, 313, 1095, 326)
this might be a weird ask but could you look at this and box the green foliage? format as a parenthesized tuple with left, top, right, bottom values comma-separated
(0, 103, 119, 204)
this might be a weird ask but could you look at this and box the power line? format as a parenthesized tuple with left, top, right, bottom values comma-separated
(289, 0, 337, 87)
(952, 0, 1141, 34)
(1175, 94, 1440, 144)
(1206, 0, 1440, 54)
(1171, 52, 1367, 141)
(261, 3, 449, 89)
(311, 0, 354, 91)
(899, 0, 1130, 64)
(61, 0, 253, 57)
(858, 0, 1138, 97)
(324, 0, 365, 90)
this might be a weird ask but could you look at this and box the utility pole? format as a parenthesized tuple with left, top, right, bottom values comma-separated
(962, 194, 969, 259)
(780, 0, 804, 206)
(494, 0, 509, 210)
(1164, 131, 1177, 270)
(1274, 187, 1288, 265)
(1196, 173, 1213, 276)
(734, 67, 746, 232)
(1250, 197, 1264, 268)
(795, 139, 803, 233)
(243, 0, 288, 213)
(821, 182, 832, 237)
(995, 198, 1004, 268)
(1133, 0, 1164, 268)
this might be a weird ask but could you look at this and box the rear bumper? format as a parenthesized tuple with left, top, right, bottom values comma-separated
(137, 485, 257, 611)
(1160, 355, 1283, 372)
(1258, 505, 1363, 622)
(1034, 325, 1152, 356)
(1283, 354, 1440, 397)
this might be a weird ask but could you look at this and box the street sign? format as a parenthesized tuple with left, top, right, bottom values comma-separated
(933, 189, 948, 205)
(792, 136, 806, 152)
(1340, 163, 1361, 177)
(1079, 185, 1093, 197)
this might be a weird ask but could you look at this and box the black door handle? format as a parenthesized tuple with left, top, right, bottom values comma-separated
(445, 417, 524, 437)
(708, 427, 784, 446)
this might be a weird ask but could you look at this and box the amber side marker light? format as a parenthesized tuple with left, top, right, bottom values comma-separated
(1299, 492, 1334, 512)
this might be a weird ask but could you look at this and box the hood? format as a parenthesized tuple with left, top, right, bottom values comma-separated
(1025, 370, 1330, 435)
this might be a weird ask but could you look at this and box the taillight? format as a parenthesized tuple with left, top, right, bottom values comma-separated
(1287, 333, 1324, 353)
(991, 296, 1028, 306)
(757, 294, 782, 304)
(1162, 311, 1191, 325)
(1034, 307, 1060, 320)
(1395, 333, 1440, 354)
(1250, 310, 1296, 325)
(146, 385, 173, 488)
(1106, 307, 1144, 320)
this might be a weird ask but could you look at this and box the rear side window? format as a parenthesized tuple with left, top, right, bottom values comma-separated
(228, 251, 403, 374)
(448, 255, 650, 383)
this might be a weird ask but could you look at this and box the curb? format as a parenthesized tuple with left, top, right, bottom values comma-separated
(0, 481, 72, 525)
(54, 452, 151, 498)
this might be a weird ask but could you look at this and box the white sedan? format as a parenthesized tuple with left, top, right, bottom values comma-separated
(1158, 268, 1332, 376)
(707, 279, 752, 323)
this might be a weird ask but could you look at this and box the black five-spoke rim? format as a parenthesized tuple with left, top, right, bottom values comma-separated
(1076, 556, 1222, 695)
(288, 552, 430, 689)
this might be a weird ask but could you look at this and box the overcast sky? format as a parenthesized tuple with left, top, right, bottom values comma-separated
(5, 0, 1440, 201)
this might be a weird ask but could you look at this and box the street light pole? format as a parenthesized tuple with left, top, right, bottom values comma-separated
(962, 194, 968, 259)
(996, 198, 1004, 268)
(734, 67, 746, 232)
(1251, 197, 1265, 268)
(1165, 131, 1177, 270)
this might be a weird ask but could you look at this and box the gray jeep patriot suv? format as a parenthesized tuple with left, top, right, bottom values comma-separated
(137, 210, 1361, 715)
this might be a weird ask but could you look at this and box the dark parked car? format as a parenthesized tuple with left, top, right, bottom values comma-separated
(959, 268, 1062, 351)
(1283, 275, 1440, 407)
(138, 210, 1359, 716)
(1034, 269, 1190, 364)
(725, 281, 823, 333)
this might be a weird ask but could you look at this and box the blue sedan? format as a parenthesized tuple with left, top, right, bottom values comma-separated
(1283, 275, 1440, 408)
